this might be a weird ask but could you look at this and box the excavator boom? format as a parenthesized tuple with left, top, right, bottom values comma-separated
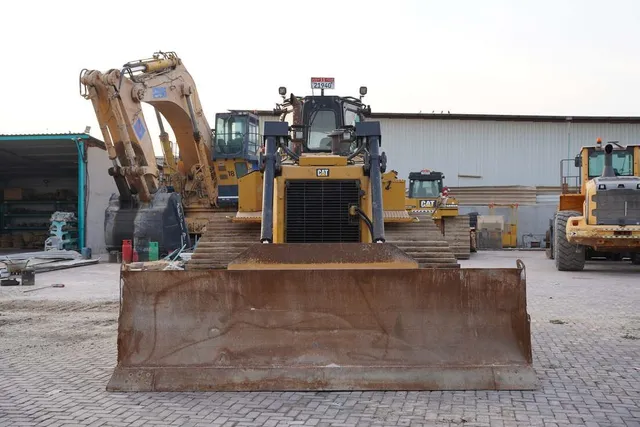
(80, 52, 230, 255)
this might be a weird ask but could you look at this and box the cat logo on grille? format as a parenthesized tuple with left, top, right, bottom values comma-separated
(316, 168, 330, 177)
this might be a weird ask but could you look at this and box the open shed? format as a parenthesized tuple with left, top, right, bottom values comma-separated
(0, 133, 116, 255)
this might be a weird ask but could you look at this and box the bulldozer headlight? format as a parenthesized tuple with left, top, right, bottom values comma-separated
(279, 86, 287, 96)
(599, 184, 606, 190)
(637, 183, 640, 189)
(359, 86, 367, 96)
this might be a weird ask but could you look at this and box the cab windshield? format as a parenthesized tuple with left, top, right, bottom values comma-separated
(410, 180, 441, 198)
(588, 150, 634, 178)
(215, 116, 247, 155)
(308, 109, 337, 150)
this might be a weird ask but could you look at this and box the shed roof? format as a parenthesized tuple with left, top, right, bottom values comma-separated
(249, 109, 640, 124)
(0, 133, 106, 180)
(0, 133, 106, 149)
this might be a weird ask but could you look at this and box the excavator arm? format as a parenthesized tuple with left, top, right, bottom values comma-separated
(80, 51, 218, 206)
(79, 52, 229, 255)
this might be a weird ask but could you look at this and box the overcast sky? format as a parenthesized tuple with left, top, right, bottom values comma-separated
(2, 0, 639, 152)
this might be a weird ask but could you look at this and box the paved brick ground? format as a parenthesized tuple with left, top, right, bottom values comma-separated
(0, 252, 639, 426)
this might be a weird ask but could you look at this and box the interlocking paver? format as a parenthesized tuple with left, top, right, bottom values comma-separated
(1, 253, 639, 426)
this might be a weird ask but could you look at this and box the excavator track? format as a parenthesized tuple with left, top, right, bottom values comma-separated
(440, 215, 472, 260)
(188, 211, 460, 269)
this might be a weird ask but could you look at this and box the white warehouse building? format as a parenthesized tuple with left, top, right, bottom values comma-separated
(256, 111, 640, 247)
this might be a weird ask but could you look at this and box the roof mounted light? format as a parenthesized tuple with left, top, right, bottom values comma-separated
(278, 86, 287, 96)
(596, 137, 602, 144)
(359, 86, 367, 96)
(420, 169, 431, 174)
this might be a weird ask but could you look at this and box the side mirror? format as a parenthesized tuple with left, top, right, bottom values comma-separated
(574, 156, 581, 168)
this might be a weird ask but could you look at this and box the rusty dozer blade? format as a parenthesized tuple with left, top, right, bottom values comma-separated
(107, 244, 536, 392)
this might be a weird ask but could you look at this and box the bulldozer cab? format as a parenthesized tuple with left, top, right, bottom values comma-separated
(405, 170, 445, 212)
(408, 170, 444, 198)
(274, 80, 371, 156)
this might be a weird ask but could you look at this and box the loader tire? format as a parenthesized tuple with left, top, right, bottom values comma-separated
(553, 210, 585, 271)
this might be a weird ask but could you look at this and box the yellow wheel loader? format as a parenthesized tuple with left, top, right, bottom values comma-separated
(107, 81, 536, 392)
(546, 138, 640, 270)
(405, 169, 476, 259)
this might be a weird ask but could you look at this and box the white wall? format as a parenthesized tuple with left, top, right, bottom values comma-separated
(376, 118, 640, 187)
(85, 146, 118, 255)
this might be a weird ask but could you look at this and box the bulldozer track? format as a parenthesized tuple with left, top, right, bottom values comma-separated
(384, 213, 460, 268)
(188, 211, 460, 270)
(441, 215, 472, 260)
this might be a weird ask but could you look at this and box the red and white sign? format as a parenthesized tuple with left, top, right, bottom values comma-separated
(311, 77, 335, 90)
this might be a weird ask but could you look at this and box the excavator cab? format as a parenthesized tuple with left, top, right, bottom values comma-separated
(212, 111, 261, 205)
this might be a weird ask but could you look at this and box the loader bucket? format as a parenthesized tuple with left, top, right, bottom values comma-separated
(107, 245, 536, 392)
(104, 192, 190, 257)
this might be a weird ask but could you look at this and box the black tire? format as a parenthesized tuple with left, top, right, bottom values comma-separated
(631, 253, 640, 265)
(554, 210, 585, 271)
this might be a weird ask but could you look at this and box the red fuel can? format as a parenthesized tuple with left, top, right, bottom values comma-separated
(122, 240, 133, 264)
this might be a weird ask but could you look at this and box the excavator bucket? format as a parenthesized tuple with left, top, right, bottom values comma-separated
(104, 192, 190, 257)
(107, 244, 536, 392)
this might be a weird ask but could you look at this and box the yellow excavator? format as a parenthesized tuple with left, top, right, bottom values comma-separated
(405, 169, 476, 259)
(79, 52, 260, 253)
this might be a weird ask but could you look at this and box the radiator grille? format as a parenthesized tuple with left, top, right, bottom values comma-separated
(592, 189, 640, 225)
(285, 180, 361, 243)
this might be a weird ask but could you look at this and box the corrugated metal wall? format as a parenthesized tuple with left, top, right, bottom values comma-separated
(376, 118, 640, 187)
(257, 114, 640, 187)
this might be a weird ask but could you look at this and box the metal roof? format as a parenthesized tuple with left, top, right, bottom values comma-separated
(0, 133, 105, 180)
(249, 109, 640, 124)
(0, 133, 106, 149)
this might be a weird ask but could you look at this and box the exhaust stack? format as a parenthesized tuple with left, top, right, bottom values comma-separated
(601, 143, 615, 178)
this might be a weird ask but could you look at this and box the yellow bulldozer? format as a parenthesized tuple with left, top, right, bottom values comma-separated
(405, 169, 476, 259)
(546, 138, 640, 269)
(106, 78, 536, 392)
